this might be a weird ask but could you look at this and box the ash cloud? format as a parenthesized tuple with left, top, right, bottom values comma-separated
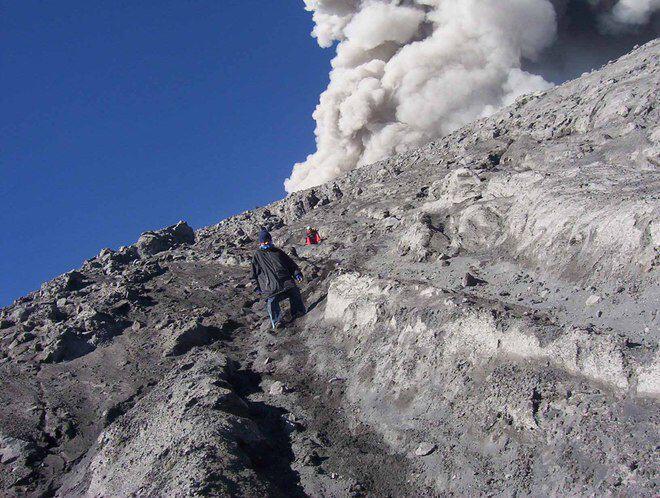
(605, 0, 660, 27)
(285, 0, 659, 192)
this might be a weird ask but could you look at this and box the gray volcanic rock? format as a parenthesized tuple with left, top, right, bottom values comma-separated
(58, 352, 271, 497)
(136, 221, 195, 256)
(0, 40, 658, 497)
(0, 433, 39, 489)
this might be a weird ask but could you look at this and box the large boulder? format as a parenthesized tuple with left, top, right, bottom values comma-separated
(57, 353, 270, 497)
(162, 319, 221, 357)
(136, 221, 195, 256)
(40, 328, 95, 363)
(0, 432, 40, 490)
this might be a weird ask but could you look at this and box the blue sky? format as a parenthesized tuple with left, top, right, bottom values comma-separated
(1, 1, 334, 306)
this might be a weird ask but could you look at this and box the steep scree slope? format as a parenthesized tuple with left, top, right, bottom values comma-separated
(1, 40, 659, 497)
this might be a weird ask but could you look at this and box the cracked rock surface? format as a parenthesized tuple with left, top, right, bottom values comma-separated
(1, 40, 659, 496)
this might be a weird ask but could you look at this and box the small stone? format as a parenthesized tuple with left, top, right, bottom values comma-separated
(282, 413, 304, 432)
(463, 272, 486, 287)
(9, 307, 32, 324)
(617, 105, 630, 117)
(302, 449, 323, 467)
(414, 442, 437, 456)
(260, 321, 272, 333)
(98, 248, 114, 260)
(18, 332, 36, 344)
(269, 381, 286, 395)
(112, 300, 131, 314)
(64, 270, 87, 291)
(157, 318, 173, 330)
(585, 295, 601, 306)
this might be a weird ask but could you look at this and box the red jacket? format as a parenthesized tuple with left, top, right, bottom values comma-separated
(305, 230, 321, 245)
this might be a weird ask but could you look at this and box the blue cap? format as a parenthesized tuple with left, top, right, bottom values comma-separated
(258, 229, 272, 243)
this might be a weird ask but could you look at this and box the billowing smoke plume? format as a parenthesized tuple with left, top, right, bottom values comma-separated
(605, 0, 660, 27)
(285, 0, 659, 192)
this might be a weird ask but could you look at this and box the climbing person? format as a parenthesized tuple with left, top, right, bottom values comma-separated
(251, 228, 306, 330)
(305, 226, 322, 245)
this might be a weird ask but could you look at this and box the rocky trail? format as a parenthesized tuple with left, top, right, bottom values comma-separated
(221, 311, 429, 497)
(1, 41, 659, 496)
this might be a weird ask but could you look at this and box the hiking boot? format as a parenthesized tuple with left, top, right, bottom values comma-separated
(273, 321, 286, 331)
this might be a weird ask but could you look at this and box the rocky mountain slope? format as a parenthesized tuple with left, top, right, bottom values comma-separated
(1, 40, 658, 497)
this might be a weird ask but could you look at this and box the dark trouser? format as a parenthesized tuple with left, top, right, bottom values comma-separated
(267, 287, 305, 328)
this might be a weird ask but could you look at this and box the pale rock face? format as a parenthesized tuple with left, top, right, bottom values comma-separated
(1, 41, 658, 497)
(636, 352, 660, 397)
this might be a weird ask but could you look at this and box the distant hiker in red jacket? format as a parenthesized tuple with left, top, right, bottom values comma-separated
(305, 226, 321, 245)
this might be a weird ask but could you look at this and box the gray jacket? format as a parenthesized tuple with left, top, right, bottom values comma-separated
(251, 247, 301, 298)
